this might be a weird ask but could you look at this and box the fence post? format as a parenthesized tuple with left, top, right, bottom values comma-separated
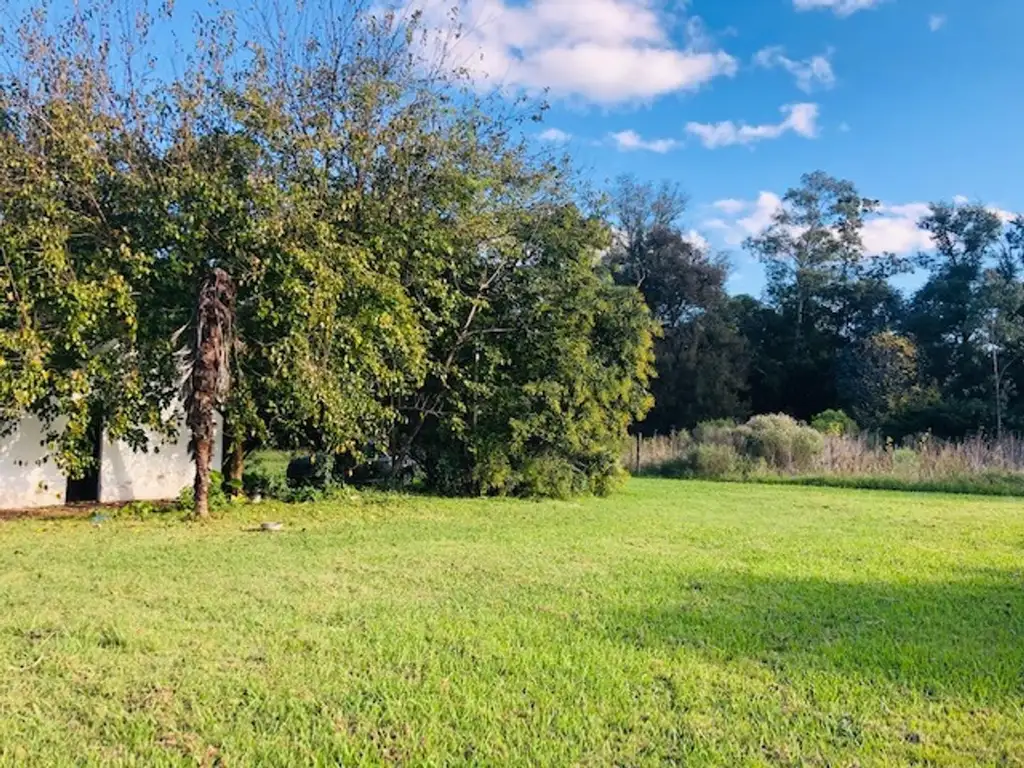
(635, 434, 641, 473)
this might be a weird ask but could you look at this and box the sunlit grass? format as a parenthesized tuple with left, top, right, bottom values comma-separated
(2, 480, 1023, 765)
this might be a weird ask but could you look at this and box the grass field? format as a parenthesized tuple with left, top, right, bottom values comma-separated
(2, 480, 1023, 766)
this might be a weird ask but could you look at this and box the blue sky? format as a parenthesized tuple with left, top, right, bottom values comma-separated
(413, 0, 1024, 295)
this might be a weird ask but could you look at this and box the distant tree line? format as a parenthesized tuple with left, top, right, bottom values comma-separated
(614, 172, 1024, 441)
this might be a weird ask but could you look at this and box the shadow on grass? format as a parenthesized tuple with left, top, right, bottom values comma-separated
(608, 568, 1024, 702)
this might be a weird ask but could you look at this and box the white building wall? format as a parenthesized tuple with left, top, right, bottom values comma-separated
(0, 416, 68, 509)
(98, 409, 223, 503)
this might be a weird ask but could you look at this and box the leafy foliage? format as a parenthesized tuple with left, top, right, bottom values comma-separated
(0, 0, 655, 500)
(608, 176, 749, 432)
(810, 409, 859, 437)
(6, 0, 1024, 505)
(407, 204, 656, 497)
(837, 332, 921, 431)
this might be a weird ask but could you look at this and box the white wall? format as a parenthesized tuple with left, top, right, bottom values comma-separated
(99, 408, 223, 503)
(0, 416, 68, 509)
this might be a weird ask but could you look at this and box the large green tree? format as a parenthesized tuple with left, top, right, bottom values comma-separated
(903, 203, 1005, 435)
(407, 203, 656, 496)
(744, 172, 905, 419)
(608, 176, 748, 432)
(1, 0, 657, 502)
(0, 6, 178, 478)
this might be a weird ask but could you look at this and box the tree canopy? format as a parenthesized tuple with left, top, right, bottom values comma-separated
(0, 0, 655, 502)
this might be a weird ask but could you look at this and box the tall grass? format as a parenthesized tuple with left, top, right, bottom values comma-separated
(627, 427, 1024, 496)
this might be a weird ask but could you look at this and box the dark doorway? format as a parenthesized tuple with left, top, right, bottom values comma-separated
(65, 419, 102, 503)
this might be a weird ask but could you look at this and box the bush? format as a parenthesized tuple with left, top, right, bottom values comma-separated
(811, 409, 859, 437)
(692, 420, 753, 455)
(586, 451, 628, 497)
(518, 454, 587, 500)
(693, 420, 737, 446)
(689, 443, 740, 478)
(745, 414, 824, 471)
(115, 500, 162, 519)
(176, 471, 228, 512)
(471, 451, 516, 496)
(891, 447, 920, 475)
(242, 467, 288, 500)
(645, 443, 740, 480)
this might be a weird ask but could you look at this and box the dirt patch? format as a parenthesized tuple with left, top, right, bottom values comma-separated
(0, 500, 175, 522)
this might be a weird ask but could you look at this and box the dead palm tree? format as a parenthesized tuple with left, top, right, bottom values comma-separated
(185, 268, 236, 518)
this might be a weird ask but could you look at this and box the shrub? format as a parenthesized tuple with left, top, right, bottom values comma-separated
(645, 444, 740, 479)
(283, 485, 335, 503)
(471, 451, 516, 497)
(693, 420, 737, 445)
(590, 463, 627, 496)
(518, 454, 586, 500)
(115, 500, 162, 519)
(689, 443, 740, 478)
(790, 427, 825, 471)
(242, 467, 288, 500)
(177, 471, 228, 512)
(745, 414, 824, 471)
(692, 420, 754, 455)
(891, 447, 920, 476)
(811, 409, 859, 437)
(647, 457, 693, 479)
(586, 451, 629, 496)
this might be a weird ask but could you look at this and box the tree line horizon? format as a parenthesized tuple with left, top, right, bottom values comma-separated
(622, 170, 1024, 443)
(2, 0, 1021, 513)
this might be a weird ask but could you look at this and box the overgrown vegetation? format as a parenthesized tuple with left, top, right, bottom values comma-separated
(634, 411, 1024, 495)
(0, 0, 655, 509)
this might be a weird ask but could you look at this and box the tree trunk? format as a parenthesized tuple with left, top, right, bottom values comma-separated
(224, 426, 245, 496)
(194, 438, 212, 519)
(993, 346, 1003, 441)
(186, 268, 236, 520)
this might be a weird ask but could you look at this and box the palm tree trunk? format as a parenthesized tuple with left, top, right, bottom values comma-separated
(194, 438, 213, 518)
(187, 268, 236, 519)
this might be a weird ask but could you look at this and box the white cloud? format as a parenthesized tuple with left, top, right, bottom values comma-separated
(793, 0, 886, 16)
(713, 199, 747, 215)
(538, 128, 572, 142)
(686, 104, 820, 149)
(754, 46, 835, 93)
(861, 203, 934, 255)
(609, 130, 680, 153)
(684, 229, 710, 251)
(704, 197, 921, 254)
(863, 202, 1020, 249)
(705, 192, 783, 245)
(929, 14, 947, 31)
(403, 0, 738, 105)
(738, 193, 784, 240)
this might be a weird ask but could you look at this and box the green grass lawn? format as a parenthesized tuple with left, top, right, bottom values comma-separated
(2, 480, 1023, 766)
